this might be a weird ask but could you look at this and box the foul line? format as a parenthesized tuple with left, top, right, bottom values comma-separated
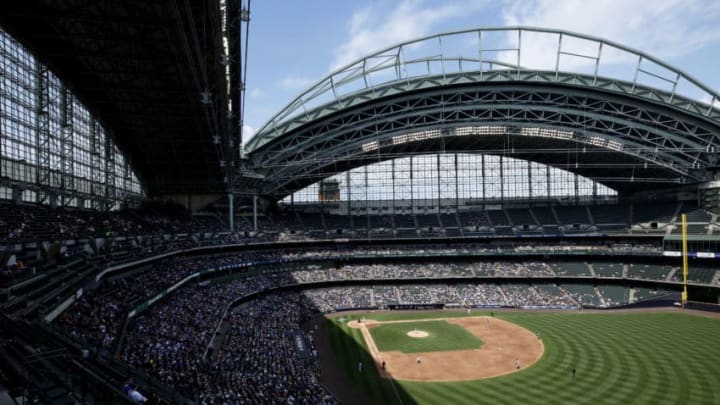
(357, 322, 403, 405)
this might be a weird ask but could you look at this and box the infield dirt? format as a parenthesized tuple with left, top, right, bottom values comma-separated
(347, 316, 544, 382)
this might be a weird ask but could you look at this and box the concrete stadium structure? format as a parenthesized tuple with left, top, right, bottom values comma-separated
(0, 2, 719, 404)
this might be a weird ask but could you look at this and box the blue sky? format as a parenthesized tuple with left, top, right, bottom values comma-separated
(243, 0, 720, 144)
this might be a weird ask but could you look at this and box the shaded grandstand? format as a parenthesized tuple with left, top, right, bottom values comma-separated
(0, 2, 719, 403)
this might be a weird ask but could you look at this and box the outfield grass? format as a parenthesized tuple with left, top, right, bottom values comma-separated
(370, 320, 483, 353)
(326, 311, 720, 404)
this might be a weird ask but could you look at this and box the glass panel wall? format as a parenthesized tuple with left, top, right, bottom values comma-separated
(282, 153, 617, 211)
(1, 28, 143, 208)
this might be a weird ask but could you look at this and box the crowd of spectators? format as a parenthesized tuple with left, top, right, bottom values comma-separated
(47, 247, 694, 399)
(501, 284, 551, 307)
(290, 268, 331, 284)
(357, 283, 581, 308)
(206, 294, 335, 404)
(2, 201, 674, 253)
(488, 261, 556, 277)
(52, 251, 691, 402)
(1, 200, 705, 402)
(302, 287, 373, 312)
(456, 284, 502, 305)
(326, 262, 558, 279)
(57, 254, 686, 353)
(121, 278, 267, 401)
(1, 204, 670, 291)
(57, 252, 309, 353)
(58, 256, 224, 352)
(397, 284, 443, 305)
(121, 279, 335, 404)
(534, 284, 580, 307)
(0, 202, 227, 243)
(372, 286, 399, 307)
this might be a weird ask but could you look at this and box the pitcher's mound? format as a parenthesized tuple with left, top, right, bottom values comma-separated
(407, 330, 429, 338)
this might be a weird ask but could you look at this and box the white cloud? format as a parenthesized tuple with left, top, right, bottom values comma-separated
(242, 124, 256, 143)
(331, 0, 487, 70)
(277, 75, 316, 91)
(248, 88, 265, 99)
(502, 0, 720, 65)
(489, 0, 720, 99)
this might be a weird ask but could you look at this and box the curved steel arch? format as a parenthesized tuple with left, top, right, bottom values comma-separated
(245, 27, 720, 199)
(247, 26, 720, 153)
(249, 83, 720, 197)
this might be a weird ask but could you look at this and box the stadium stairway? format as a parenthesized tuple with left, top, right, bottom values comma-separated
(0, 316, 136, 404)
(0, 246, 12, 269)
(528, 209, 541, 227)
(503, 209, 514, 227)
(0, 343, 74, 405)
(497, 286, 510, 305)
(593, 287, 607, 307)
(667, 203, 683, 235)
(6, 258, 97, 320)
(550, 206, 562, 226)
(3, 262, 80, 315)
(585, 206, 595, 226)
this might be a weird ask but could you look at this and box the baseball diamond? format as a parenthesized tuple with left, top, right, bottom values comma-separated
(348, 317, 541, 382)
(321, 310, 720, 405)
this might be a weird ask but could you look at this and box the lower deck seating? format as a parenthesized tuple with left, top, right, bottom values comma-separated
(590, 205, 628, 224)
(597, 285, 629, 306)
(632, 202, 678, 223)
(593, 262, 624, 278)
(457, 211, 491, 228)
(532, 207, 557, 225)
(415, 214, 439, 229)
(627, 264, 673, 281)
(487, 210, 510, 226)
(506, 208, 535, 226)
(324, 215, 350, 230)
(439, 214, 459, 228)
(394, 214, 415, 228)
(555, 206, 590, 225)
(369, 214, 393, 230)
(562, 284, 602, 306)
(550, 262, 591, 276)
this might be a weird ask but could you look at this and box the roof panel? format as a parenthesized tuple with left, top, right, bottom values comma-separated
(0, 0, 225, 194)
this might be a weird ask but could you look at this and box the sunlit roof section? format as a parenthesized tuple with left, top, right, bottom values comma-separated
(247, 26, 720, 153)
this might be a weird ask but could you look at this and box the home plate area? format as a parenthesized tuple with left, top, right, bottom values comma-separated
(347, 316, 543, 382)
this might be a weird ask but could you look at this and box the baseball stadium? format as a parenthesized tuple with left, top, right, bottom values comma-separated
(0, 1, 719, 404)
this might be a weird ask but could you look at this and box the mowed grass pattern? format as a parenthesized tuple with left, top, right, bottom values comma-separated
(327, 311, 720, 404)
(370, 320, 483, 353)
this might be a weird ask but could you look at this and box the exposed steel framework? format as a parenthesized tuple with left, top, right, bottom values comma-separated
(245, 27, 720, 201)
